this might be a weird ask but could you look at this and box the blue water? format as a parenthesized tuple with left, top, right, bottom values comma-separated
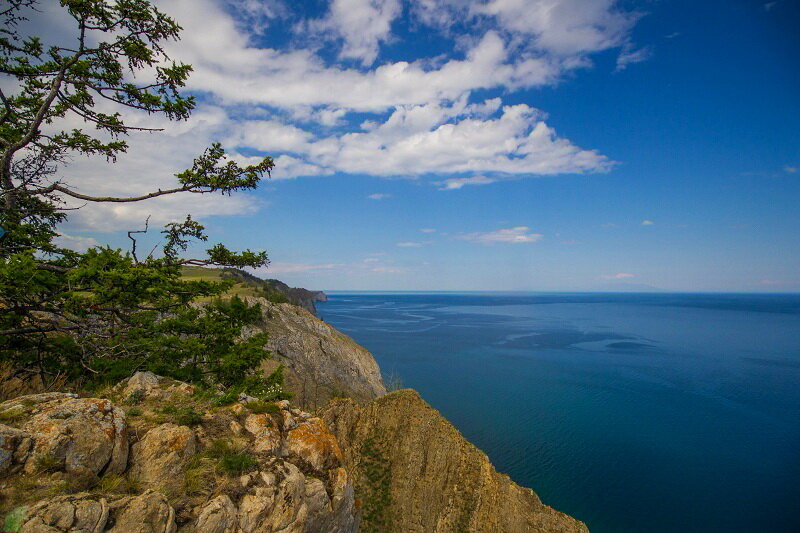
(317, 293, 800, 533)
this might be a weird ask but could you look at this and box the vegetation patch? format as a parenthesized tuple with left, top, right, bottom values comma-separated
(247, 401, 281, 416)
(358, 432, 394, 533)
(158, 406, 204, 426)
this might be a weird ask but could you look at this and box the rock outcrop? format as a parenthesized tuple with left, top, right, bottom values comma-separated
(245, 299, 386, 408)
(324, 390, 588, 533)
(0, 393, 128, 481)
(0, 374, 358, 533)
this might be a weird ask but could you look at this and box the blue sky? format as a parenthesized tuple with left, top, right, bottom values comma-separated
(42, 0, 799, 291)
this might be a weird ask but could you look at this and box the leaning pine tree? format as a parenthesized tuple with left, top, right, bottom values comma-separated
(0, 0, 287, 399)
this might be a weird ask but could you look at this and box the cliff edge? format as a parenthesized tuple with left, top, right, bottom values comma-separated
(246, 298, 387, 408)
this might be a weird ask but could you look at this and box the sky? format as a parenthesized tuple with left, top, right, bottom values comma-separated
(24, 0, 800, 291)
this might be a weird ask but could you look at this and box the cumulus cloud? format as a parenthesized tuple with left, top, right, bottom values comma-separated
(459, 226, 543, 244)
(784, 165, 798, 173)
(307, 0, 401, 66)
(25, 0, 646, 233)
(367, 193, 392, 200)
(641, 220, 654, 226)
(420, 228, 436, 233)
(251, 100, 613, 179)
(396, 241, 423, 247)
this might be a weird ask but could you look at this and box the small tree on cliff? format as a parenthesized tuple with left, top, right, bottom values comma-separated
(0, 0, 284, 396)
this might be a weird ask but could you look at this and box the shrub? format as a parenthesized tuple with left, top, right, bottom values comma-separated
(219, 453, 257, 476)
(126, 389, 146, 405)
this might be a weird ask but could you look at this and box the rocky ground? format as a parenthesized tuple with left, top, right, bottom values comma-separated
(0, 372, 358, 532)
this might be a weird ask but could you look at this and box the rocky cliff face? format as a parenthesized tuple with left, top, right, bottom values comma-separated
(246, 298, 387, 408)
(324, 391, 588, 533)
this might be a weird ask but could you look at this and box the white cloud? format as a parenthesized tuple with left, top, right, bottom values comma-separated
(22, 0, 646, 234)
(367, 193, 392, 200)
(307, 0, 401, 66)
(641, 220, 654, 226)
(256, 262, 342, 274)
(289, 101, 613, 179)
(602, 272, 635, 280)
(616, 44, 652, 71)
(476, 0, 640, 57)
(437, 176, 498, 190)
(784, 165, 798, 174)
(396, 241, 423, 247)
(459, 226, 543, 244)
(53, 234, 100, 252)
(420, 228, 436, 233)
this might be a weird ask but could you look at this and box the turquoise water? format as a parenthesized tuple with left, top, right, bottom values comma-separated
(317, 293, 800, 532)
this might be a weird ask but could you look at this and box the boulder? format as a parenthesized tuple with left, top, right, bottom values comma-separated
(19, 493, 109, 532)
(106, 491, 177, 533)
(284, 417, 344, 473)
(118, 371, 195, 402)
(128, 423, 196, 492)
(244, 414, 280, 454)
(0, 393, 128, 478)
(195, 495, 239, 533)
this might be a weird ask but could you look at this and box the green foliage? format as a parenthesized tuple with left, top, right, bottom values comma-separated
(211, 365, 291, 406)
(126, 389, 145, 405)
(125, 407, 142, 417)
(259, 288, 290, 304)
(196, 439, 257, 477)
(0, 0, 275, 395)
(219, 453, 258, 476)
(2, 506, 26, 533)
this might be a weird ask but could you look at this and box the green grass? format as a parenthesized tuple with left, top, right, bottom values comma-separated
(219, 453, 257, 475)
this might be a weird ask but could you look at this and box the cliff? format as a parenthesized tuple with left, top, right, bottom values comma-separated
(245, 298, 387, 408)
(324, 391, 588, 533)
(0, 297, 588, 532)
